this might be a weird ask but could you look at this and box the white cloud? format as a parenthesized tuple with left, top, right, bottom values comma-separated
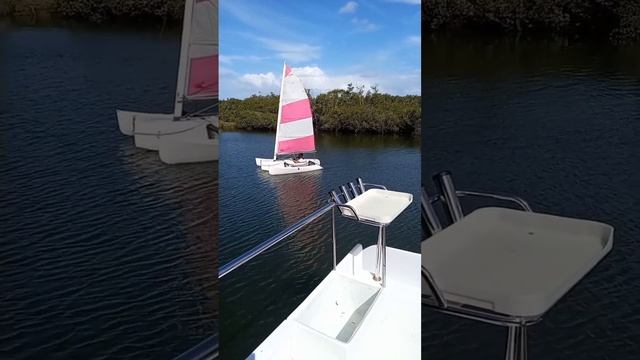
(405, 35, 421, 45)
(351, 18, 379, 32)
(219, 55, 267, 64)
(221, 66, 420, 99)
(339, 1, 358, 14)
(240, 72, 278, 88)
(256, 37, 321, 62)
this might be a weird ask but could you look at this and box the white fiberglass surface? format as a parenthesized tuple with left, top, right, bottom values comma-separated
(292, 273, 380, 343)
(422, 207, 613, 316)
(343, 189, 413, 224)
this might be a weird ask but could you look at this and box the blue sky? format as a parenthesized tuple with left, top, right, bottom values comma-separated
(219, 0, 421, 99)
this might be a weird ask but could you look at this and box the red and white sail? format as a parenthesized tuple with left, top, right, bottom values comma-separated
(175, 0, 218, 116)
(274, 64, 316, 156)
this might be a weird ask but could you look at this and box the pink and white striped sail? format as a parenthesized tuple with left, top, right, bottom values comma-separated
(184, 0, 218, 100)
(275, 64, 316, 155)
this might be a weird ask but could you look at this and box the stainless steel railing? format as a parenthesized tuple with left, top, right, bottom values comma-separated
(219, 202, 335, 278)
(174, 335, 219, 360)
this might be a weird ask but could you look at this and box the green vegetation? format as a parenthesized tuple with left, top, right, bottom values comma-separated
(0, 0, 184, 25)
(423, 0, 640, 43)
(220, 85, 421, 137)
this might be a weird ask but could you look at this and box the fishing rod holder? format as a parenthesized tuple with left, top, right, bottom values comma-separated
(423, 171, 532, 236)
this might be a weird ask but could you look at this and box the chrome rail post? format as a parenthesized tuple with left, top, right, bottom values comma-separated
(433, 171, 464, 223)
(332, 206, 337, 270)
(374, 226, 383, 282)
(381, 225, 387, 287)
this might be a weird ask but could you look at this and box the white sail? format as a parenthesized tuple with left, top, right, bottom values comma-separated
(273, 63, 316, 157)
(174, 0, 219, 117)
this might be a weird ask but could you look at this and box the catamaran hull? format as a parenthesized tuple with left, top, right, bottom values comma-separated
(257, 158, 321, 171)
(267, 163, 323, 175)
(117, 111, 219, 163)
(255, 157, 276, 166)
(159, 134, 218, 164)
(116, 110, 174, 136)
(133, 116, 215, 151)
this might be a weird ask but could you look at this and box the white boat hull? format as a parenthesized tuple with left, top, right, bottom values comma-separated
(267, 162, 322, 175)
(251, 245, 420, 359)
(116, 110, 174, 136)
(133, 116, 215, 151)
(117, 110, 219, 163)
(158, 128, 219, 164)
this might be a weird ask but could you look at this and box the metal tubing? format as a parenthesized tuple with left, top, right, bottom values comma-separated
(381, 226, 387, 287)
(505, 325, 528, 360)
(332, 206, 337, 270)
(356, 177, 366, 193)
(329, 190, 343, 205)
(340, 185, 352, 202)
(457, 191, 533, 212)
(374, 226, 383, 282)
(219, 203, 335, 278)
(363, 183, 387, 190)
(373, 225, 387, 287)
(506, 326, 517, 360)
(433, 171, 464, 223)
(421, 188, 443, 235)
(421, 266, 447, 308)
(174, 335, 219, 360)
(349, 182, 359, 198)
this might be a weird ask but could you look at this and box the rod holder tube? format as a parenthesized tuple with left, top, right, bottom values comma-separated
(340, 185, 352, 202)
(421, 188, 443, 236)
(349, 182, 359, 198)
(433, 171, 464, 223)
(356, 178, 366, 194)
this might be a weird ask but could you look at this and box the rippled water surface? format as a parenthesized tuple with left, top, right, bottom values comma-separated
(219, 131, 420, 358)
(1, 27, 217, 359)
(422, 36, 640, 359)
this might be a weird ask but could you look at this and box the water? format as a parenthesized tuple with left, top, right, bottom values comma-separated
(1, 26, 217, 359)
(422, 35, 640, 359)
(219, 131, 420, 359)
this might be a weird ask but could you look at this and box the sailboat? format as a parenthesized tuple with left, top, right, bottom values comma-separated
(116, 0, 219, 164)
(255, 63, 323, 175)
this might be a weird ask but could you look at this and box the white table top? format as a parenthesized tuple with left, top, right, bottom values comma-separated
(343, 189, 413, 225)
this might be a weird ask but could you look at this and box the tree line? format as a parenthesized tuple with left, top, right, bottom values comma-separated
(423, 0, 640, 43)
(0, 0, 184, 25)
(220, 85, 421, 137)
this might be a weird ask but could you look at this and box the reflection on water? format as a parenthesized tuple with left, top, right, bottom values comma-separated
(422, 35, 640, 360)
(220, 131, 419, 359)
(1, 26, 216, 359)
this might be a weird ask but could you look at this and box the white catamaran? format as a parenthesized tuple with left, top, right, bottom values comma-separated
(255, 63, 323, 175)
(116, 0, 219, 164)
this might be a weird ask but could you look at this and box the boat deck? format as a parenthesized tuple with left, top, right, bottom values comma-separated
(250, 245, 420, 359)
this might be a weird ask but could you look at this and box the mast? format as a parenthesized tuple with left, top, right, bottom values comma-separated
(174, 0, 195, 118)
(272, 61, 287, 160)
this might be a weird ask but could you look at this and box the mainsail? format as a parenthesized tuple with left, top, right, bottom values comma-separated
(175, 0, 219, 116)
(274, 64, 316, 157)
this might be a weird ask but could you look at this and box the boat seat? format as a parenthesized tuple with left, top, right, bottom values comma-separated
(421, 207, 613, 318)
